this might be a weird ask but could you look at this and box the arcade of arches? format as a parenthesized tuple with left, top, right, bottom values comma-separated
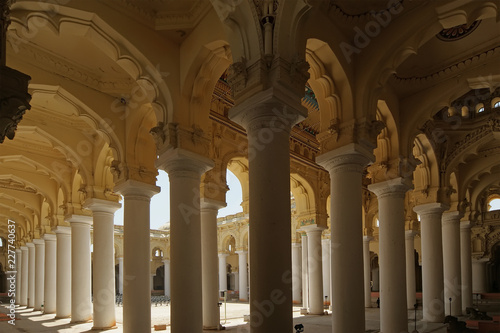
(1, 1, 500, 332)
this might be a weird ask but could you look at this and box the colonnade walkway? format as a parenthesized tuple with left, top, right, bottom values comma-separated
(0, 301, 472, 333)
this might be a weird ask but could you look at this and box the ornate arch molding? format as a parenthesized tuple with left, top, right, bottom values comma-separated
(9, 3, 171, 124)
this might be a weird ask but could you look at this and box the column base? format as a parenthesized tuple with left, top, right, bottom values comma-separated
(71, 319, 93, 324)
(92, 325, 117, 330)
(203, 324, 226, 330)
(55, 315, 71, 319)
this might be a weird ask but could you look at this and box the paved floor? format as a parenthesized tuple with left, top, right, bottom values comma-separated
(1, 300, 498, 332)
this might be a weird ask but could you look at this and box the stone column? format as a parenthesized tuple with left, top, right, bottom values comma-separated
(33, 238, 45, 311)
(405, 230, 417, 309)
(84, 199, 121, 329)
(43, 233, 57, 314)
(27, 242, 35, 308)
(303, 226, 324, 315)
(156, 148, 213, 333)
(68, 215, 92, 323)
(442, 211, 462, 316)
(237, 250, 248, 301)
(230, 96, 305, 333)
(200, 199, 224, 330)
(413, 203, 447, 323)
(301, 233, 309, 310)
(321, 239, 330, 307)
(363, 236, 373, 308)
(218, 253, 228, 293)
(369, 178, 410, 333)
(472, 258, 488, 293)
(317, 144, 372, 332)
(460, 221, 472, 314)
(15, 249, 22, 305)
(54, 226, 71, 318)
(163, 259, 170, 298)
(20, 246, 28, 306)
(115, 180, 159, 333)
(117, 257, 123, 295)
(292, 243, 302, 304)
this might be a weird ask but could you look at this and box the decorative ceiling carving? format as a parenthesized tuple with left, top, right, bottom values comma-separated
(437, 20, 481, 42)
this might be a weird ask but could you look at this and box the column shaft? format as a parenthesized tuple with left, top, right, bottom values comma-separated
(69, 216, 92, 323)
(317, 145, 371, 333)
(238, 251, 248, 301)
(442, 211, 462, 316)
(15, 249, 22, 305)
(163, 260, 170, 297)
(472, 259, 487, 293)
(43, 234, 57, 314)
(33, 239, 45, 311)
(157, 149, 213, 333)
(115, 181, 159, 333)
(363, 236, 372, 308)
(201, 200, 223, 330)
(369, 178, 409, 333)
(414, 203, 446, 322)
(85, 199, 121, 329)
(301, 234, 309, 310)
(305, 228, 324, 315)
(20, 246, 28, 306)
(292, 243, 302, 304)
(55, 226, 71, 318)
(321, 239, 330, 307)
(219, 254, 228, 292)
(460, 221, 472, 314)
(27, 242, 35, 308)
(117, 257, 123, 295)
(405, 231, 417, 309)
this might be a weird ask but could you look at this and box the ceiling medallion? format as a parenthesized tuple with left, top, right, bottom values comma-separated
(437, 20, 481, 42)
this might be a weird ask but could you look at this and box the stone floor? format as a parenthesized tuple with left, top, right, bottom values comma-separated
(1, 300, 498, 332)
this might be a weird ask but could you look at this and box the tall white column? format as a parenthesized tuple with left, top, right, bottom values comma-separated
(115, 180, 159, 333)
(27, 242, 35, 308)
(157, 148, 213, 333)
(369, 178, 409, 333)
(20, 246, 28, 306)
(33, 238, 46, 311)
(54, 226, 71, 318)
(317, 144, 372, 333)
(321, 239, 330, 307)
(163, 259, 170, 297)
(219, 253, 228, 292)
(363, 236, 373, 308)
(43, 234, 57, 314)
(237, 250, 248, 302)
(472, 258, 488, 293)
(414, 203, 447, 323)
(15, 249, 22, 305)
(84, 199, 121, 329)
(117, 257, 124, 295)
(200, 199, 224, 330)
(442, 211, 462, 316)
(68, 215, 92, 323)
(405, 230, 417, 309)
(303, 226, 324, 315)
(460, 221, 473, 314)
(301, 233, 309, 310)
(230, 98, 302, 333)
(292, 243, 302, 304)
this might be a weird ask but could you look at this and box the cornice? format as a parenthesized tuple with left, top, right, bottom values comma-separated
(12, 41, 136, 95)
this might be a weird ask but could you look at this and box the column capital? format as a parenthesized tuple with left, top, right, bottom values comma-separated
(15, 248, 22, 253)
(156, 147, 214, 177)
(299, 225, 326, 235)
(368, 177, 413, 199)
(83, 198, 121, 213)
(117, 256, 124, 262)
(114, 179, 160, 198)
(21, 245, 28, 251)
(321, 238, 331, 244)
(53, 226, 71, 235)
(26, 242, 34, 248)
(316, 143, 374, 174)
(405, 230, 418, 239)
(442, 210, 462, 225)
(218, 253, 229, 258)
(162, 259, 170, 264)
(460, 220, 473, 229)
(413, 202, 449, 216)
(363, 235, 374, 242)
(32, 238, 45, 246)
(200, 198, 226, 211)
(65, 214, 93, 225)
(42, 233, 56, 241)
(235, 250, 248, 255)
(472, 257, 489, 263)
(292, 242, 301, 248)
